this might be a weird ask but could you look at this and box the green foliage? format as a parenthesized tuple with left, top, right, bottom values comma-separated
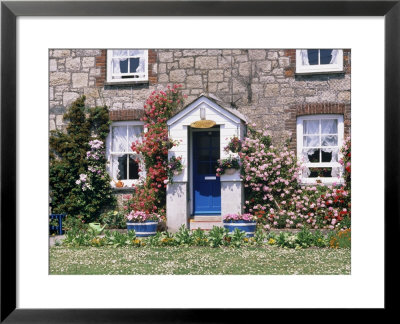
(49, 96, 115, 223)
(254, 228, 266, 245)
(175, 225, 193, 246)
(296, 227, 314, 248)
(191, 229, 208, 246)
(312, 230, 328, 248)
(59, 226, 340, 250)
(229, 228, 247, 248)
(99, 210, 127, 229)
(208, 226, 228, 248)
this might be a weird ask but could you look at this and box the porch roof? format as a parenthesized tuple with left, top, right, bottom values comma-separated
(167, 94, 247, 127)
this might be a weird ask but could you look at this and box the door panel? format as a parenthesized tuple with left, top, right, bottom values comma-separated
(193, 130, 221, 215)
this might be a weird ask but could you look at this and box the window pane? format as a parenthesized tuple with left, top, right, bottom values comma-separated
(113, 50, 128, 57)
(303, 135, 320, 147)
(322, 148, 338, 162)
(320, 49, 333, 64)
(129, 58, 140, 73)
(321, 150, 332, 162)
(321, 135, 338, 147)
(309, 167, 332, 178)
(129, 50, 144, 57)
(119, 58, 128, 73)
(128, 156, 139, 179)
(307, 49, 319, 65)
(116, 155, 128, 180)
(321, 119, 338, 134)
(128, 125, 143, 152)
(304, 149, 320, 163)
(303, 120, 319, 134)
(112, 126, 127, 152)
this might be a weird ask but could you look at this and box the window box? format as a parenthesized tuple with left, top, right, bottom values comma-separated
(296, 49, 343, 74)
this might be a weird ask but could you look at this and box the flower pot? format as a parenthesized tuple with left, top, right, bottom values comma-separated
(126, 220, 158, 237)
(224, 168, 237, 175)
(173, 170, 182, 176)
(223, 220, 257, 237)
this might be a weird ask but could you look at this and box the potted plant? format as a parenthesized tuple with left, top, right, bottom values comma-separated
(216, 155, 241, 176)
(167, 156, 184, 183)
(125, 211, 162, 237)
(224, 136, 242, 153)
(223, 213, 257, 237)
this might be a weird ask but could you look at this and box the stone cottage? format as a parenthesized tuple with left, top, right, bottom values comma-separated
(49, 49, 351, 231)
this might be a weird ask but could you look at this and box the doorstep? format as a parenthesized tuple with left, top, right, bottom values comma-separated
(189, 215, 223, 231)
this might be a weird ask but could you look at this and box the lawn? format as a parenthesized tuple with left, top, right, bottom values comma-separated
(49, 246, 351, 275)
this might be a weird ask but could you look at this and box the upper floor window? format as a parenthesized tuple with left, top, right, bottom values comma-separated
(296, 115, 344, 184)
(296, 49, 343, 74)
(106, 121, 145, 188)
(107, 50, 148, 83)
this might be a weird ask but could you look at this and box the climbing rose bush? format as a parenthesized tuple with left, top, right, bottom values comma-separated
(240, 128, 351, 230)
(125, 85, 184, 219)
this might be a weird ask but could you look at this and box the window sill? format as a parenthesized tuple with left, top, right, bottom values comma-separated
(112, 187, 136, 192)
(105, 80, 149, 86)
(295, 70, 345, 76)
(300, 177, 345, 186)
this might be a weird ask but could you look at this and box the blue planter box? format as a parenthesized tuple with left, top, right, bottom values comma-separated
(223, 220, 257, 237)
(126, 221, 158, 237)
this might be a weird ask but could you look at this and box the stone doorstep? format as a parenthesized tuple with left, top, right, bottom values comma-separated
(189, 220, 223, 231)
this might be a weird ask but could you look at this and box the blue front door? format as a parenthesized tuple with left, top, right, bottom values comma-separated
(193, 130, 221, 215)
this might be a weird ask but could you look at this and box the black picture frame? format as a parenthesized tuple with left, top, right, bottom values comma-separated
(1, 0, 398, 322)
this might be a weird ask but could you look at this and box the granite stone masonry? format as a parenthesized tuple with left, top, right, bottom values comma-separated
(50, 49, 350, 147)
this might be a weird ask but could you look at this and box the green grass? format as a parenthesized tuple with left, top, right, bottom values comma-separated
(50, 246, 351, 275)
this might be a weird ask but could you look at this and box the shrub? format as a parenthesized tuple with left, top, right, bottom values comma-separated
(49, 96, 115, 223)
(240, 127, 351, 230)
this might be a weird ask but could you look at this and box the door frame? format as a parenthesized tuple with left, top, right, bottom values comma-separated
(189, 126, 221, 216)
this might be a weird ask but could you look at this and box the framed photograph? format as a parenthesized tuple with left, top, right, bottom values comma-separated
(1, 0, 398, 321)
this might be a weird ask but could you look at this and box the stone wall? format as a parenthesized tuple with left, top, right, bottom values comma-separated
(155, 49, 351, 146)
(49, 48, 351, 145)
(49, 49, 158, 130)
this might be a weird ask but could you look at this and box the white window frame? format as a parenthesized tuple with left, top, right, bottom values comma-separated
(296, 49, 343, 74)
(106, 50, 148, 84)
(106, 121, 146, 188)
(296, 114, 344, 185)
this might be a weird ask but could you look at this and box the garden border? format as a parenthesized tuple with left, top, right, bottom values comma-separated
(1, 0, 398, 322)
